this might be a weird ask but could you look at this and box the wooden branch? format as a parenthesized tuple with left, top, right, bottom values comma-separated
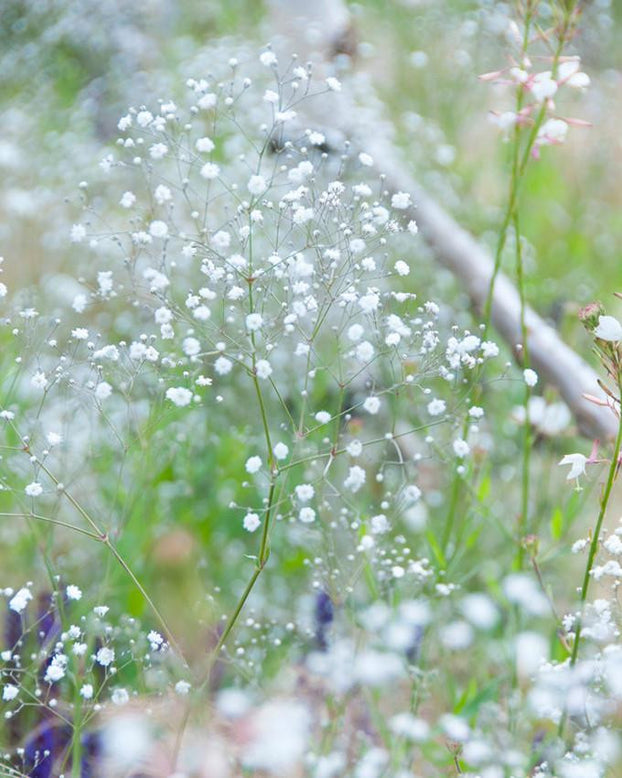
(266, 0, 617, 440)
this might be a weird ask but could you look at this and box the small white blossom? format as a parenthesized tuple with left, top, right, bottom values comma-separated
(453, 439, 470, 458)
(594, 315, 622, 342)
(166, 387, 193, 407)
(66, 585, 82, 601)
(344, 465, 366, 493)
(245, 456, 262, 474)
(9, 587, 32, 613)
(559, 453, 587, 482)
(299, 507, 316, 523)
(25, 482, 43, 497)
(274, 443, 289, 460)
(96, 647, 115, 667)
(523, 368, 538, 387)
(244, 512, 261, 532)
(391, 192, 411, 210)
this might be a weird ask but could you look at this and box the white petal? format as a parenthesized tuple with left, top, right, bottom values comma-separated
(594, 315, 622, 342)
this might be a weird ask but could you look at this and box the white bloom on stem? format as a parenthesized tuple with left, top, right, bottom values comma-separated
(594, 315, 622, 342)
(9, 587, 32, 613)
(537, 119, 568, 146)
(558, 59, 590, 89)
(453, 439, 470, 458)
(245, 456, 262, 474)
(243, 512, 261, 532)
(247, 175, 267, 196)
(523, 368, 538, 387)
(391, 192, 411, 210)
(559, 453, 587, 481)
(166, 387, 193, 407)
(3, 685, 18, 701)
(25, 482, 43, 497)
(530, 71, 558, 102)
(273, 443, 289, 460)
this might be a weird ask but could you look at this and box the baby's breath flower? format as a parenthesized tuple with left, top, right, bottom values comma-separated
(25, 482, 43, 497)
(245, 456, 262, 474)
(166, 387, 193, 407)
(9, 587, 32, 613)
(273, 443, 289, 460)
(96, 646, 115, 667)
(244, 512, 261, 532)
(391, 192, 411, 210)
(523, 368, 538, 387)
(66, 585, 82, 601)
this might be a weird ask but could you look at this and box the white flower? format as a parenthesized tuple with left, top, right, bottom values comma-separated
(594, 315, 622, 342)
(25, 482, 43, 497)
(182, 337, 201, 357)
(407, 220, 419, 235)
(295, 484, 314, 502)
(273, 443, 289, 460)
(299, 507, 316, 523)
(200, 163, 220, 180)
(559, 453, 587, 481)
(149, 220, 168, 238)
(9, 587, 32, 613)
(363, 396, 380, 415)
(348, 324, 364, 342)
(166, 387, 193, 407)
(198, 93, 217, 110)
(112, 688, 129, 705)
(246, 313, 263, 332)
(537, 118, 568, 145)
(215, 356, 233, 375)
(175, 680, 191, 695)
(95, 382, 112, 401)
(80, 684, 93, 699)
(259, 51, 277, 67)
(196, 136, 215, 153)
(247, 175, 267, 195)
(391, 192, 411, 210)
(96, 646, 115, 667)
(44, 655, 68, 683)
(358, 152, 374, 166)
(243, 512, 261, 532)
(70, 224, 86, 243)
(530, 71, 558, 102)
(147, 631, 164, 651)
(66, 585, 82, 601)
(149, 143, 168, 159)
(31, 370, 48, 390)
(347, 440, 363, 457)
(3, 685, 18, 701)
(344, 465, 366, 493)
(255, 359, 272, 379)
(427, 399, 446, 416)
(154, 184, 172, 204)
(326, 77, 342, 92)
(394, 260, 410, 276)
(245, 456, 262, 474)
(523, 368, 538, 387)
(119, 191, 136, 208)
(453, 439, 470, 458)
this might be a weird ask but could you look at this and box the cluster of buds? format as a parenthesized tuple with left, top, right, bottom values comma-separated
(481, 11, 590, 157)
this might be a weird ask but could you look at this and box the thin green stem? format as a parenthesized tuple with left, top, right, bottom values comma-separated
(558, 379, 622, 738)
(514, 205, 531, 568)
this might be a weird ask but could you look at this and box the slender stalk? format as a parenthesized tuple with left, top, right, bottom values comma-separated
(514, 205, 532, 568)
(558, 379, 622, 738)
